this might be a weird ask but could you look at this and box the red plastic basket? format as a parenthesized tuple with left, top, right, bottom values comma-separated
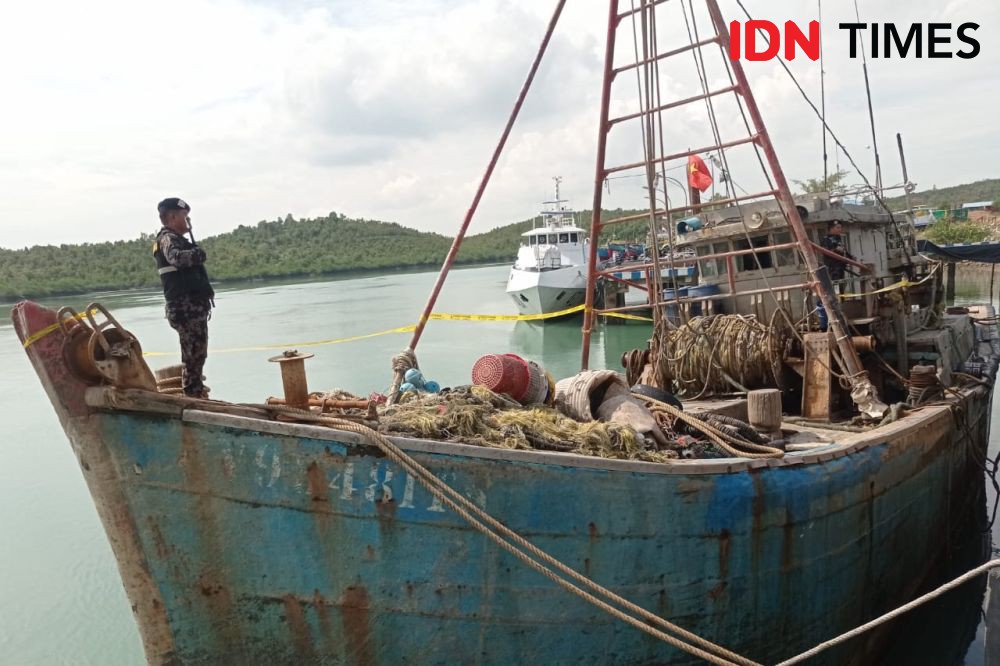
(471, 353, 531, 401)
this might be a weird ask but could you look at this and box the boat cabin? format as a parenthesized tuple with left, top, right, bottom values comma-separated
(668, 192, 926, 325)
(514, 207, 588, 271)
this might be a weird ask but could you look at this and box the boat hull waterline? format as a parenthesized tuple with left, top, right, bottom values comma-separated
(506, 265, 587, 316)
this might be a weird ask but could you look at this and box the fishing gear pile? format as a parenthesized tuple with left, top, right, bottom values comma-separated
(650, 314, 792, 398)
(378, 385, 678, 462)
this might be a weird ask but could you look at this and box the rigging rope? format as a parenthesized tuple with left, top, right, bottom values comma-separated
(733, 0, 915, 266)
(853, 0, 883, 191)
(775, 558, 1000, 665)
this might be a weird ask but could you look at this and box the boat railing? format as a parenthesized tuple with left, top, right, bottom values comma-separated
(594, 255, 934, 322)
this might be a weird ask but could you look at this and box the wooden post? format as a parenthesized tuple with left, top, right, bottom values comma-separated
(946, 262, 957, 305)
(801, 332, 834, 420)
(748, 389, 782, 432)
(269, 351, 314, 409)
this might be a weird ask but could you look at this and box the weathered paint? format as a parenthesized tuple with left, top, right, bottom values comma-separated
(13, 300, 992, 664)
(62, 400, 988, 665)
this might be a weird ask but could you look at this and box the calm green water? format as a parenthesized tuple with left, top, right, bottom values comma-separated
(0, 263, 997, 664)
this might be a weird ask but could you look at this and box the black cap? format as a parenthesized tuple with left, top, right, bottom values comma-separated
(157, 197, 191, 215)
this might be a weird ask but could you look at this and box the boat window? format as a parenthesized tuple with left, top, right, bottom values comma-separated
(549, 234, 559, 244)
(559, 233, 569, 243)
(529, 235, 537, 245)
(712, 241, 730, 276)
(696, 244, 717, 277)
(735, 235, 773, 271)
(773, 231, 797, 267)
(570, 233, 579, 243)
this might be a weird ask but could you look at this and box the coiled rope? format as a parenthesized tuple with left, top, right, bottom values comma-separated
(651, 315, 789, 399)
(252, 403, 758, 666)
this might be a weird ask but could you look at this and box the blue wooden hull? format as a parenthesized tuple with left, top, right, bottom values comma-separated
(81, 399, 989, 664)
(13, 301, 991, 664)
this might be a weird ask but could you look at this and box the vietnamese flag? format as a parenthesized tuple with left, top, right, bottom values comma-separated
(687, 154, 713, 192)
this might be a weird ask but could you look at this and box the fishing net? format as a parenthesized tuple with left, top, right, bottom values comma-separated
(378, 385, 676, 462)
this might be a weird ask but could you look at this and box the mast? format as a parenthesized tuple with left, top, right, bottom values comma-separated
(388, 0, 567, 402)
(582, 0, 885, 418)
(580, 0, 620, 370)
(704, 2, 885, 418)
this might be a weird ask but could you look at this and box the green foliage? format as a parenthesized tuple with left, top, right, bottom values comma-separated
(793, 169, 849, 194)
(0, 209, 650, 300)
(884, 178, 1000, 211)
(923, 218, 990, 245)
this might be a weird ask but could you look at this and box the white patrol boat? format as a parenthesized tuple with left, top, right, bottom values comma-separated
(505, 178, 589, 316)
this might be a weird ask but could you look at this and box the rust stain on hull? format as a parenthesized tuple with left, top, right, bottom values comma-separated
(282, 594, 317, 662)
(718, 529, 731, 580)
(179, 426, 239, 648)
(339, 585, 375, 666)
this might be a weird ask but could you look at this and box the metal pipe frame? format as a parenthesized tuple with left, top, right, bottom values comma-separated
(605, 135, 760, 175)
(704, 0, 883, 414)
(609, 85, 738, 126)
(581, 0, 621, 370)
(406, 0, 568, 354)
(612, 36, 720, 76)
(592, 281, 812, 315)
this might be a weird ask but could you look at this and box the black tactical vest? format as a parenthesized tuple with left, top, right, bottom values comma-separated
(153, 229, 215, 303)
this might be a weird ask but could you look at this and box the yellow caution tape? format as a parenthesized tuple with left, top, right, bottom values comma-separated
(142, 324, 419, 357)
(426, 303, 585, 322)
(22, 309, 97, 349)
(838, 266, 938, 299)
(140, 303, 653, 356)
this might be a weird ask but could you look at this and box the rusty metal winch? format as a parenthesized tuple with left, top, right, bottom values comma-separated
(58, 303, 157, 391)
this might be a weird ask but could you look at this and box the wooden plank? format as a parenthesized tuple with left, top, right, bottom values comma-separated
(802, 332, 833, 420)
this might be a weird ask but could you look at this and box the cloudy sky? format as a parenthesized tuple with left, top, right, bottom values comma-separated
(0, 0, 995, 249)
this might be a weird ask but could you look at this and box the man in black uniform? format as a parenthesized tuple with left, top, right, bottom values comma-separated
(819, 221, 855, 281)
(153, 197, 214, 397)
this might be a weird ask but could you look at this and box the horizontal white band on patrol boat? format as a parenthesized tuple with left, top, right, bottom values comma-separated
(158, 266, 179, 275)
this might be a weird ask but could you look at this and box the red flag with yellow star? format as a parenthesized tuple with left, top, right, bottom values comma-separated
(687, 155, 713, 192)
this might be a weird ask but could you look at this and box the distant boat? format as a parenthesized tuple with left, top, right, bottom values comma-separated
(505, 177, 589, 316)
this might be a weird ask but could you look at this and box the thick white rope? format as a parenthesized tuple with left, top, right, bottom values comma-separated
(258, 403, 758, 666)
(776, 558, 1000, 665)
(255, 403, 997, 666)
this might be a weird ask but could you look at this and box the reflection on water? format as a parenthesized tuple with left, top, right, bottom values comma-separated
(2, 263, 999, 664)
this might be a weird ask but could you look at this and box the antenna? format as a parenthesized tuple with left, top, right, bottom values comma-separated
(853, 0, 883, 192)
(819, 0, 828, 187)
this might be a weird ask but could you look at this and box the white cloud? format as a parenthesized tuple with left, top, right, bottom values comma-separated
(0, 0, 996, 249)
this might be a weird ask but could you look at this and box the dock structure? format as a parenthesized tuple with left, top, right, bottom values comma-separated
(917, 239, 1000, 304)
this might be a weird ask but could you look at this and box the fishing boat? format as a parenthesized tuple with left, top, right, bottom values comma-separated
(15, 1, 999, 664)
(505, 177, 590, 316)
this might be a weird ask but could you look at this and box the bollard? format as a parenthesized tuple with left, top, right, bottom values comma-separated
(268, 350, 314, 409)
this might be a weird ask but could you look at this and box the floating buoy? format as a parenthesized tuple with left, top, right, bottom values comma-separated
(404, 368, 425, 386)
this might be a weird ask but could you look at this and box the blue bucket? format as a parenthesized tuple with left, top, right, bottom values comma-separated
(662, 287, 688, 325)
(687, 283, 720, 317)
(676, 216, 703, 234)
